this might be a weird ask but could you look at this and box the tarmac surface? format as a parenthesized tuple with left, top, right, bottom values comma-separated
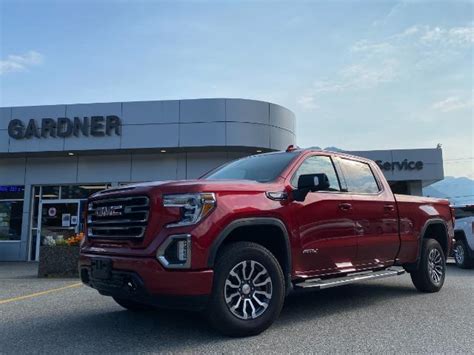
(0, 261, 473, 353)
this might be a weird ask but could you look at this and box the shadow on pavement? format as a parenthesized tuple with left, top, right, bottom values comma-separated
(2, 280, 426, 352)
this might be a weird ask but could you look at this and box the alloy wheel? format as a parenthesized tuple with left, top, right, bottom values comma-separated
(224, 260, 273, 320)
(455, 244, 465, 265)
(427, 248, 444, 285)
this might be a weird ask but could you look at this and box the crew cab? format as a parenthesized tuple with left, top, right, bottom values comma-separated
(79, 147, 454, 336)
(453, 205, 474, 268)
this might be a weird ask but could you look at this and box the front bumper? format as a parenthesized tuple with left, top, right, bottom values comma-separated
(79, 253, 213, 309)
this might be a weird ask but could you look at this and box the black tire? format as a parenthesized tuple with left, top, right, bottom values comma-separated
(410, 239, 446, 293)
(113, 297, 154, 311)
(207, 242, 285, 337)
(454, 240, 474, 269)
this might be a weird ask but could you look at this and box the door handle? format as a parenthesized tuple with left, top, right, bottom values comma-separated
(338, 203, 352, 211)
(384, 204, 395, 212)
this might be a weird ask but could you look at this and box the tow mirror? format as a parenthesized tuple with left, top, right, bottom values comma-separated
(293, 173, 330, 201)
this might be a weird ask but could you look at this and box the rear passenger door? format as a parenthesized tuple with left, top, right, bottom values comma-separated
(337, 158, 400, 269)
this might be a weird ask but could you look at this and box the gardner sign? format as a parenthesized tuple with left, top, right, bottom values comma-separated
(8, 116, 121, 139)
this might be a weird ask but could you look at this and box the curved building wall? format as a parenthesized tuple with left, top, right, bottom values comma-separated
(0, 98, 296, 154)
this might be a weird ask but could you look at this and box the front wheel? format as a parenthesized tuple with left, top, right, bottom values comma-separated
(410, 239, 446, 293)
(207, 242, 285, 337)
(454, 240, 474, 269)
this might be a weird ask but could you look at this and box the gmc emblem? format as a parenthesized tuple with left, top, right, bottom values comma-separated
(95, 205, 123, 217)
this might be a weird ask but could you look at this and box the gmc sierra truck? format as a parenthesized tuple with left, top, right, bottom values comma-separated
(79, 147, 454, 336)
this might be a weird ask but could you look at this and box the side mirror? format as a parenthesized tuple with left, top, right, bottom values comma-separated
(293, 173, 330, 201)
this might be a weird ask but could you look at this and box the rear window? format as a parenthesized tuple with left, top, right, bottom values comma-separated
(339, 158, 380, 194)
(454, 206, 474, 219)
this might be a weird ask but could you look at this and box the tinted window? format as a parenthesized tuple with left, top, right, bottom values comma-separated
(0, 201, 24, 241)
(291, 155, 340, 191)
(340, 159, 380, 194)
(454, 206, 474, 219)
(0, 186, 24, 241)
(204, 152, 299, 183)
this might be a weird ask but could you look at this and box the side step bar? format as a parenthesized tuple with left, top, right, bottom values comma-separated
(294, 268, 406, 290)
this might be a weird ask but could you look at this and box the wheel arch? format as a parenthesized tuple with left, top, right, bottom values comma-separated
(420, 219, 450, 258)
(404, 218, 450, 272)
(208, 217, 292, 292)
(454, 229, 467, 242)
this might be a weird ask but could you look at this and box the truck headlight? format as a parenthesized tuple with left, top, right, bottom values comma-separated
(163, 193, 216, 227)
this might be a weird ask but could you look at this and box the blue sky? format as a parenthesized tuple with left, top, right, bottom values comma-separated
(1, 0, 473, 178)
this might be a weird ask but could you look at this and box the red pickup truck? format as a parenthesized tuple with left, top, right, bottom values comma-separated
(79, 147, 454, 336)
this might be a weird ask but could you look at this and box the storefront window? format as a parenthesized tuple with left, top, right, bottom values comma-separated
(29, 184, 110, 260)
(61, 185, 108, 199)
(0, 186, 25, 241)
(41, 186, 60, 199)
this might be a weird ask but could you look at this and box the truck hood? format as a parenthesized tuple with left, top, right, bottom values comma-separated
(92, 179, 283, 198)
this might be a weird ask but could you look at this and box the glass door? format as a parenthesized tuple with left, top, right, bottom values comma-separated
(36, 199, 81, 260)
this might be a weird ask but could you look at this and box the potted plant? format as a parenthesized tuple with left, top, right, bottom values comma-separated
(38, 232, 84, 278)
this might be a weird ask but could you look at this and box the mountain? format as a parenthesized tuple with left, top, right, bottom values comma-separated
(307, 146, 342, 152)
(423, 176, 474, 206)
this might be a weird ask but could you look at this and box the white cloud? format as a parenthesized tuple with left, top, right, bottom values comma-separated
(297, 95, 320, 111)
(310, 60, 399, 95)
(420, 26, 474, 46)
(296, 23, 472, 112)
(351, 40, 394, 55)
(0, 51, 44, 75)
(431, 96, 474, 113)
(372, 1, 408, 27)
(353, 25, 473, 58)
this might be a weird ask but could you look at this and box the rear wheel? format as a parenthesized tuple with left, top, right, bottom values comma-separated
(410, 239, 446, 293)
(454, 240, 474, 269)
(113, 297, 154, 311)
(207, 242, 285, 337)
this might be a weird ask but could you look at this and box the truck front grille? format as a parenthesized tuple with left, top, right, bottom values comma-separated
(87, 196, 150, 239)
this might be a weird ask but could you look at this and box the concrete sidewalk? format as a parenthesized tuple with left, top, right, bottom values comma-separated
(0, 262, 40, 279)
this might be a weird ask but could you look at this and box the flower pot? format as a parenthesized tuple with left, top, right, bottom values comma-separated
(38, 245, 80, 278)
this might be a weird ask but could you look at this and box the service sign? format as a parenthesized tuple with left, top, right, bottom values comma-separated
(375, 159, 424, 171)
(7, 116, 122, 139)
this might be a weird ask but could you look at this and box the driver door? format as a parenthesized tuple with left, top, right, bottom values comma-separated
(289, 154, 357, 277)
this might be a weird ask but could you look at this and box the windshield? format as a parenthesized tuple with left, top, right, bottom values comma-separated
(454, 206, 474, 219)
(203, 151, 300, 183)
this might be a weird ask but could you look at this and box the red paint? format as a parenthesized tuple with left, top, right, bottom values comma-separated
(79, 149, 453, 299)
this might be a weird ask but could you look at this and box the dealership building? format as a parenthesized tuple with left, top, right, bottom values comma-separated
(0, 98, 444, 261)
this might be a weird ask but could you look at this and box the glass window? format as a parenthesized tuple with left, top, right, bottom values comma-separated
(0, 186, 25, 241)
(0, 201, 23, 241)
(61, 185, 109, 199)
(41, 186, 60, 199)
(454, 206, 474, 219)
(204, 152, 299, 183)
(291, 155, 340, 191)
(0, 185, 24, 199)
(340, 159, 380, 194)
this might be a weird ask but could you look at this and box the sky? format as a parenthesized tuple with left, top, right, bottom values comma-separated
(1, 0, 473, 178)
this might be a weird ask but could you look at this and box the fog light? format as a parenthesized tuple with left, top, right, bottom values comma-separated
(177, 239, 188, 262)
(157, 234, 192, 269)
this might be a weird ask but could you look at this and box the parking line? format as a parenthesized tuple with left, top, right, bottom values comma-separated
(0, 283, 82, 305)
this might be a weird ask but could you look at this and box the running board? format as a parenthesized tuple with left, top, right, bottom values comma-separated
(294, 268, 406, 290)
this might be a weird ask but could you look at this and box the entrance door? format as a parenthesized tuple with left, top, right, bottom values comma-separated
(36, 199, 81, 260)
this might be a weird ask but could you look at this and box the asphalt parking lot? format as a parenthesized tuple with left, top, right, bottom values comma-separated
(0, 262, 473, 354)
